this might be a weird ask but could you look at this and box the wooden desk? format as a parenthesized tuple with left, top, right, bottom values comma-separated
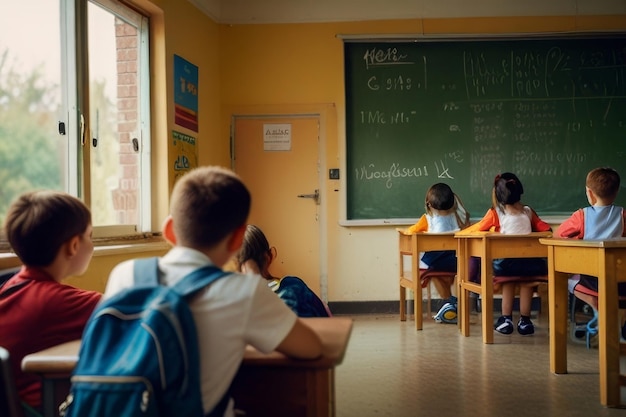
(397, 229, 457, 330)
(540, 238, 626, 408)
(456, 231, 551, 344)
(22, 317, 353, 417)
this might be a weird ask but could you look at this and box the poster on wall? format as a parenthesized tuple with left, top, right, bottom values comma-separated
(263, 123, 292, 151)
(172, 130, 198, 181)
(174, 54, 199, 132)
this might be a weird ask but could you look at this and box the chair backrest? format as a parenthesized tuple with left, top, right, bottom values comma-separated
(0, 346, 26, 417)
(0, 267, 20, 289)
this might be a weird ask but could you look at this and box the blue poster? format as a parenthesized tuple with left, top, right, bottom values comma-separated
(174, 54, 198, 132)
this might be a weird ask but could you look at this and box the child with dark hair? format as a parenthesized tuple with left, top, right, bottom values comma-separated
(405, 182, 470, 323)
(459, 173, 551, 335)
(235, 224, 331, 317)
(0, 191, 101, 412)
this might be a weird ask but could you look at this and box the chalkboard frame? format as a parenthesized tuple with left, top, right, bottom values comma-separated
(341, 33, 626, 225)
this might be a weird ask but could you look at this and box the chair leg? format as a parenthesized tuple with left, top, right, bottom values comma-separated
(414, 285, 423, 330)
(400, 286, 406, 321)
(536, 283, 548, 319)
(426, 282, 432, 317)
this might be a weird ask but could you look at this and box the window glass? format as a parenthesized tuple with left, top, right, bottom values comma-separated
(0, 0, 150, 236)
(0, 0, 64, 225)
(88, 1, 144, 227)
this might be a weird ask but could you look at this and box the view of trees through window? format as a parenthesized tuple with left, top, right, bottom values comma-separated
(0, 0, 149, 231)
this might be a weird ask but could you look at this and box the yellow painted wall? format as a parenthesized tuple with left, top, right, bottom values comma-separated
(218, 16, 626, 302)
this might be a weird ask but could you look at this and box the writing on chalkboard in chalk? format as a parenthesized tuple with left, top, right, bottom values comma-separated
(344, 37, 626, 221)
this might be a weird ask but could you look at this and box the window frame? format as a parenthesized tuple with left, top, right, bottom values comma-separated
(0, 0, 153, 248)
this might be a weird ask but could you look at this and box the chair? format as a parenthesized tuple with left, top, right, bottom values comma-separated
(456, 232, 551, 344)
(475, 277, 548, 319)
(398, 229, 457, 330)
(0, 346, 26, 417)
(0, 267, 20, 288)
(567, 274, 626, 349)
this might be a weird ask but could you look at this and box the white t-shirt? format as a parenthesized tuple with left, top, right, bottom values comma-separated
(104, 246, 298, 416)
(495, 205, 532, 234)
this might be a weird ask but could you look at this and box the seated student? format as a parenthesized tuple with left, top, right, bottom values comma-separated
(555, 167, 626, 338)
(404, 183, 470, 323)
(105, 166, 322, 417)
(0, 191, 101, 414)
(459, 172, 551, 336)
(235, 224, 331, 318)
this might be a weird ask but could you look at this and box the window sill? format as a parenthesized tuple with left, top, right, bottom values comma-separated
(0, 236, 171, 264)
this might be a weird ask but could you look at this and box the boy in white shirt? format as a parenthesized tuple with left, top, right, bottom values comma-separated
(104, 166, 322, 417)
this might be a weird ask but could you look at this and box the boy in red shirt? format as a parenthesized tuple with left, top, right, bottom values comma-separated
(0, 191, 101, 413)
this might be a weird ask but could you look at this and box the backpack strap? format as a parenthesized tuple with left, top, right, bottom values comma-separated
(173, 265, 229, 299)
(133, 257, 161, 286)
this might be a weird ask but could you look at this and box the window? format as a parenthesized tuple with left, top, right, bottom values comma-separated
(0, 0, 151, 237)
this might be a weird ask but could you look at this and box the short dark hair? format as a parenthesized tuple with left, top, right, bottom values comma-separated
(170, 166, 251, 249)
(586, 167, 620, 201)
(493, 172, 524, 206)
(4, 191, 91, 267)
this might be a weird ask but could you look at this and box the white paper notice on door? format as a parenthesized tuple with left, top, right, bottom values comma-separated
(263, 123, 291, 151)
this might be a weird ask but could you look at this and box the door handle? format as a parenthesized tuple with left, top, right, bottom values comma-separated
(297, 189, 320, 205)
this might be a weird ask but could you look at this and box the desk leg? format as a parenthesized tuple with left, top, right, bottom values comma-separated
(549, 268, 568, 374)
(41, 378, 56, 417)
(598, 252, 620, 407)
(457, 240, 470, 336)
(481, 250, 494, 345)
(40, 376, 69, 417)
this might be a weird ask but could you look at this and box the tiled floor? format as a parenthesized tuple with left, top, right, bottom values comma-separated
(334, 313, 626, 417)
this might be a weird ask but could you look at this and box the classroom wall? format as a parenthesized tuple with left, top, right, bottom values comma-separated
(217, 15, 626, 304)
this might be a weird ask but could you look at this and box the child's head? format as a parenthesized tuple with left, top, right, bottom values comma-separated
(424, 183, 455, 214)
(586, 167, 620, 204)
(169, 166, 251, 249)
(4, 191, 92, 267)
(493, 172, 524, 207)
(235, 224, 275, 278)
(424, 182, 470, 229)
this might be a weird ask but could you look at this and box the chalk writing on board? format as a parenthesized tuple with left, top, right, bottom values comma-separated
(359, 110, 417, 124)
(345, 39, 626, 220)
(354, 157, 462, 189)
(367, 76, 416, 91)
(363, 47, 412, 69)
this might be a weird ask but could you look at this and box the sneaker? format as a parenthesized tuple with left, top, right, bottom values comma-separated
(494, 316, 514, 335)
(517, 317, 535, 336)
(433, 300, 457, 324)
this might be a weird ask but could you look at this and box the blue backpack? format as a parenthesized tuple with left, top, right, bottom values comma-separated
(275, 276, 331, 318)
(60, 257, 229, 417)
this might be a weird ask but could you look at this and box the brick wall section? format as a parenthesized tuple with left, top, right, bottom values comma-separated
(112, 18, 138, 225)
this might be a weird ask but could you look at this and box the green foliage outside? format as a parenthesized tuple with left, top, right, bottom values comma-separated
(0, 49, 63, 226)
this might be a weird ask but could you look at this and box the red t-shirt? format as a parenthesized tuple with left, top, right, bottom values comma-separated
(0, 267, 101, 407)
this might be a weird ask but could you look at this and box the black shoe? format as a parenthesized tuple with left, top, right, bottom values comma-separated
(517, 317, 535, 336)
(494, 316, 514, 335)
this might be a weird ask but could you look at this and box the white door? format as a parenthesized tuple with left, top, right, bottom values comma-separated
(232, 116, 322, 296)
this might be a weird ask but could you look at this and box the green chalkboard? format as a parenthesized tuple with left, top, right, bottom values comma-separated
(344, 36, 626, 221)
